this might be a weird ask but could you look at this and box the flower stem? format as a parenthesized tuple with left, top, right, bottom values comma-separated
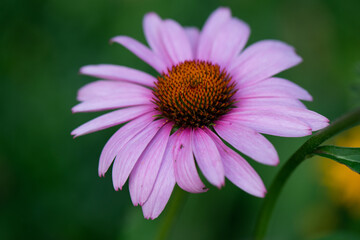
(253, 107, 360, 240)
(156, 186, 188, 240)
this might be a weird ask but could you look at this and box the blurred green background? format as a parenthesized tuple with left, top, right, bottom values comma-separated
(1, 0, 360, 239)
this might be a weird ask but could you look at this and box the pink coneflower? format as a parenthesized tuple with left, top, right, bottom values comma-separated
(72, 7, 329, 219)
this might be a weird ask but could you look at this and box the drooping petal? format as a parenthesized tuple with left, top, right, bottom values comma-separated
(72, 105, 154, 137)
(112, 119, 166, 191)
(76, 80, 152, 102)
(142, 135, 177, 219)
(224, 110, 312, 137)
(214, 121, 279, 165)
(208, 18, 250, 68)
(111, 36, 167, 73)
(210, 134, 266, 197)
(161, 19, 193, 64)
(197, 7, 232, 60)
(173, 129, 207, 193)
(192, 128, 224, 188)
(129, 123, 172, 206)
(229, 40, 302, 85)
(185, 27, 200, 57)
(79, 64, 157, 87)
(236, 77, 312, 101)
(72, 92, 152, 112)
(98, 112, 156, 176)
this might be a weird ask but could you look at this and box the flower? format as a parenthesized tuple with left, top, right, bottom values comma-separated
(72, 7, 329, 219)
(320, 126, 360, 217)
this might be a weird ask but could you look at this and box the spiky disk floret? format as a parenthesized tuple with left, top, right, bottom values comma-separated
(153, 60, 237, 128)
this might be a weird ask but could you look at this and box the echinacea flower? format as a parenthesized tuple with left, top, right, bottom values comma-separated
(72, 7, 329, 219)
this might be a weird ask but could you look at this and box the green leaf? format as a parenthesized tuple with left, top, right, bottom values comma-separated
(314, 145, 360, 173)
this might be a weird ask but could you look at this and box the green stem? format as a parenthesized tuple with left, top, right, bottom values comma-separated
(253, 107, 360, 240)
(156, 186, 188, 240)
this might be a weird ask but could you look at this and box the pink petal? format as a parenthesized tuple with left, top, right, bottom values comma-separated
(197, 7, 232, 60)
(71, 93, 152, 112)
(111, 36, 167, 73)
(185, 27, 200, 57)
(192, 128, 224, 188)
(210, 134, 266, 197)
(214, 121, 279, 165)
(229, 40, 302, 85)
(161, 19, 193, 64)
(229, 105, 328, 133)
(297, 112, 329, 131)
(142, 135, 177, 219)
(234, 98, 306, 109)
(143, 12, 173, 69)
(79, 64, 157, 87)
(224, 110, 312, 137)
(236, 77, 312, 101)
(272, 106, 329, 131)
(208, 18, 250, 68)
(129, 123, 172, 206)
(212, 134, 266, 197)
(71, 105, 154, 137)
(112, 119, 166, 191)
(76, 80, 152, 102)
(98, 112, 156, 176)
(173, 129, 207, 193)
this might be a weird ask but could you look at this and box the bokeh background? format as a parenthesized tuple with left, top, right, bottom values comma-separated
(1, 0, 360, 239)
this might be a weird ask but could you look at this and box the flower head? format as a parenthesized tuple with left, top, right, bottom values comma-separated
(72, 7, 329, 219)
(153, 60, 236, 128)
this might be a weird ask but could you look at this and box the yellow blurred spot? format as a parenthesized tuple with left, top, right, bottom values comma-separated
(320, 125, 360, 217)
